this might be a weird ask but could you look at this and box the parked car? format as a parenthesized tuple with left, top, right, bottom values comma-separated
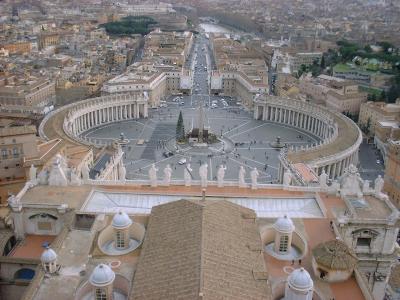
(163, 151, 174, 158)
(178, 158, 187, 165)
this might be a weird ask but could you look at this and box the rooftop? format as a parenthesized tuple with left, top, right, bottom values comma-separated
(10, 235, 55, 259)
(131, 199, 271, 300)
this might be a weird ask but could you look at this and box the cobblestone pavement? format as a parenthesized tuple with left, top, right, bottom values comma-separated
(83, 35, 320, 183)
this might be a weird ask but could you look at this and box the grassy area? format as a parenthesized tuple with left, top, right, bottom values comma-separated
(100, 16, 157, 36)
(333, 63, 373, 75)
(360, 86, 383, 96)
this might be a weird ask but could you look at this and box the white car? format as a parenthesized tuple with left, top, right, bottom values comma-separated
(178, 158, 187, 165)
(211, 103, 218, 108)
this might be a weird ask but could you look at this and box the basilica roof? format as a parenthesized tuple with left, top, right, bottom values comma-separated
(131, 199, 271, 300)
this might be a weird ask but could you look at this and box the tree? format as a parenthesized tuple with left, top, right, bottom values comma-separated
(176, 111, 185, 142)
(365, 117, 371, 135)
(320, 55, 326, 69)
(380, 90, 386, 102)
(387, 84, 400, 103)
(364, 45, 372, 53)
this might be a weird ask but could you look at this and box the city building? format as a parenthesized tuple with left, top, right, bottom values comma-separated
(359, 100, 400, 136)
(0, 126, 38, 183)
(38, 33, 60, 50)
(333, 64, 394, 90)
(210, 34, 269, 109)
(0, 161, 396, 300)
(383, 139, 400, 208)
(299, 74, 367, 115)
(0, 41, 32, 55)
(0, 76, 56, 113)
(101, 30, 194, 107)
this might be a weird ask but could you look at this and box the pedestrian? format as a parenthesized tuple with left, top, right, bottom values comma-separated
(291, 260, 294, 265)
(298, 259, 302, 265)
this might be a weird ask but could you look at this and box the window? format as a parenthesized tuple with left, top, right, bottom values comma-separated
(357, 237, 371, 247)
(1, 149, 7, 159)
(13, 148, 19, 158)
(116, 230, 125, 249)
(37, 221, 52, 231)
(279, 235, 289, 252)
(95, 288, 107, 300)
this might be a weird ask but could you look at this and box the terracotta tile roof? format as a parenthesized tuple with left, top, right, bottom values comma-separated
(131, 199, 271, 300)
(10, 235, 55, 259)
(312, 239, 358, 271)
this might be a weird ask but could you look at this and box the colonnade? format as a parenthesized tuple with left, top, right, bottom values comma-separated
(255, 103, 335, 141)
(63, 94, 148, 139)
(254, 96, 362, 181)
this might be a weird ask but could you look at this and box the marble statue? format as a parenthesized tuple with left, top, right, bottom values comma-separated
(238, 166, 246, 188)
(184, 163, 193, 186)
(363, 180, 370, 193)
(283, 170, 292, 186)
(340, 164, 363, 199)
(29, 164, 37, 183)
(374, 175, 384, 196)
(48, 155, 68, 187)
(199, 163, 208, 188)
(148, 164, 158, 187)
(81, 161, 90, 182)
(70, 168, 82, 186)
(7, 194, 17, 206)
(143, 91, 149, 102)
(37, 170, 48, 185)
(119, 163, 127, 182)
(250, 167, 259, 190)
(319, 169, 328, 189)
(328, 179, 340, 196)
(217, 165, 226, 188)
(163, 164, 172, 186)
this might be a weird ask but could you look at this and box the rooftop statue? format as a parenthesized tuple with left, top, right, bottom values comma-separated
(163, 164, 172, 186)
(340, 164, 363, 199)
(149, 164, 158, 187)
(250, 167, 259, 190)
(238, 166, 246, 188)
(319, 169, 328, 189)
(199, 163, 208, 188)
(81, 161, 90, 182)
(184, 163, 193, 186)
(217, 165, 226, 188)
(29, 164, 37, 183)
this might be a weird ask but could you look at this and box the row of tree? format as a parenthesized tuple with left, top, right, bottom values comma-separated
(100, 16, 157, 36)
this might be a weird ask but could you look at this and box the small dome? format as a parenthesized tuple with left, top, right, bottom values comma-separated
(273, 215, 294, 233)
(112, 211, 132, 229)
(41, 247, 57, 263)
(288, 267, 313, 291)
(89, 264, 115, 287)
(312, 239, 358, 271)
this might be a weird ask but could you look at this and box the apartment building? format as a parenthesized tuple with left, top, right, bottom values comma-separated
(210, 35, 269, 109)
(384, 139, 400, 208)
(358, 100, 400, 135)
(0, 76, 56, 112)
(101, 30, 193, 107)
(0, 126, 38, 182)
(299, 74, 367, 114)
